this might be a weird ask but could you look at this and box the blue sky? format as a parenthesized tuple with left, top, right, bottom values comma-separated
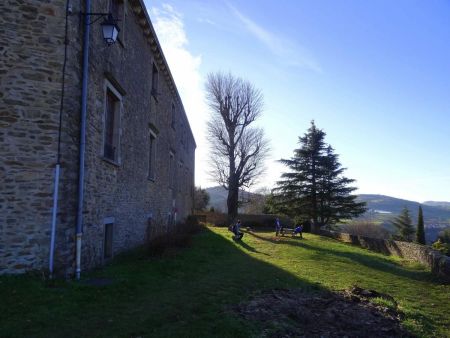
(144, 0, 450, 202)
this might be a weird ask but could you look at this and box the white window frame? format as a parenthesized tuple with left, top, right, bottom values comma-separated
(151, 62, 159, 99)
(148, 129, 157, 181)
(169, 151, 175, 189)
(171, 102, 176, 130)
(102, 79, 123, 165)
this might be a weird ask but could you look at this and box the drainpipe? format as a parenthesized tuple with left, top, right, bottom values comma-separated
(49, 0, 70, 278)
(75, 0, 91, 280)
(49, 164, 60, 277)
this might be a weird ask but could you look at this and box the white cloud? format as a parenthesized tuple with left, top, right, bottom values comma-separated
(148, 3, 212, 187)
(227, 3, 322, 73)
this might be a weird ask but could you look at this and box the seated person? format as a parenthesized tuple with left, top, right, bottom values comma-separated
(294, 224, 303, 238)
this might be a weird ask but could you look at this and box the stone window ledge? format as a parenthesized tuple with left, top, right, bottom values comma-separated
(100, 156, 121, 167)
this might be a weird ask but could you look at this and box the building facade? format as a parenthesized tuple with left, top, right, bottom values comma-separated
(0, 0, 196, 276)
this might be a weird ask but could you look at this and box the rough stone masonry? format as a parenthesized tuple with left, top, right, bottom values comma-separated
(0, 0, 195, 276)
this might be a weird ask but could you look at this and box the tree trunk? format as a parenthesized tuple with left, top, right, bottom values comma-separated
(227, 175, 239, 224)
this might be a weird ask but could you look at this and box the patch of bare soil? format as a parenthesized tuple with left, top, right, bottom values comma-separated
(233, 286, 413, 337)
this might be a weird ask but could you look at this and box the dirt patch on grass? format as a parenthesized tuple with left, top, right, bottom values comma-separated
(233, 286, 413, 337)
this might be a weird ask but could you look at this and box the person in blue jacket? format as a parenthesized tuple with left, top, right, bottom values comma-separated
(294, 224, 303, 238)
(232, 219, 244, 240)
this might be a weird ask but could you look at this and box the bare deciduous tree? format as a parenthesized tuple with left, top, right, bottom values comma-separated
(206, 72, 269, 222)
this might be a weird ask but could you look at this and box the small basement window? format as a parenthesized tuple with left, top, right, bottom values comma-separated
(104, 223, 114, 259)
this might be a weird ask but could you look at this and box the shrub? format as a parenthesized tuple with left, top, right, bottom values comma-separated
(437, 228, 450, 243)
(146, 217, 204, 257)
(432, 239, 450, 256)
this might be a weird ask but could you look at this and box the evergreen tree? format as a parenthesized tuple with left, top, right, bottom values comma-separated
(392, 207, 415, 242)
(193, 187, 210, 211)
(416, 206, 426, 244)
(273, 121, 366, 232)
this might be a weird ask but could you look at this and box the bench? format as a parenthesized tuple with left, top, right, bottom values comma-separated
(277, 227, 303, 237)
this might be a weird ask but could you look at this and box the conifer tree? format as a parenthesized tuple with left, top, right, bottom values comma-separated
(392, 207, 415, 242)
(416, 206, 426, 244)
(273, 121, 366, 232)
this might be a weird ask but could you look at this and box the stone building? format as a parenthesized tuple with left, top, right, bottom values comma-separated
(0, 0, 196, 276)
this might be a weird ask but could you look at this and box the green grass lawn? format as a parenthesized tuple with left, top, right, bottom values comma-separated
(1, 226, 449, 337)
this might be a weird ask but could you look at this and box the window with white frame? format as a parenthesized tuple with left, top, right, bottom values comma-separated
(103, 82, 122, 163)
(171, 103, 176, 130)
(178, 161, 183, 192)
(184, 167, 188, 195)
(148, 130, 156, 180)
(151, 63, 158, 98)
(169, 151, 175, 189)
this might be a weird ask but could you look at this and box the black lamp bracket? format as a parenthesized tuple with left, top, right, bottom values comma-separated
(80, 12, 120, 26)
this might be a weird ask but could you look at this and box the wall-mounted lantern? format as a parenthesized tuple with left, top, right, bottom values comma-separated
(101, 14, 120, 45)
(81, 12, 120, 45)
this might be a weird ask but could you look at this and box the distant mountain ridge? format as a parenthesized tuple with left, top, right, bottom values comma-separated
(423, 201, 450, 210)
(205, 187, 450, 242)
(357, 194, 450, 224)
(205, 187, 450, 225)
(205, 186, 258, 212)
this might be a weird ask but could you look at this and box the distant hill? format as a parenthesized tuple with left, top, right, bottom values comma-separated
(205, 188, 450, 243)
(356, 194, 450, 243)
(205, 186, 228, 212)
(423, 201, 450, 210)
(357, 194, 450, 224)
(205, 186, 258, 213)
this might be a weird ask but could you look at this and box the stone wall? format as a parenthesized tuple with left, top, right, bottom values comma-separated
(321, 230, 450, 281)
(0, 0, 79, 275)
(1, 0, 195, 275)
(78, 0, 195, 271)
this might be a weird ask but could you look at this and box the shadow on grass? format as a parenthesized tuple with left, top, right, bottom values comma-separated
(233, 238, 270, 256)
(0, 228, 324, 338)
(246, 231, 441, 285)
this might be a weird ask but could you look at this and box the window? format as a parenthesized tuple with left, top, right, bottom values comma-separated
(104, 223, 113, 259)
(109, 0, 125, 45)
(180, 120, 184, 144)
(103, 86, 121, 162)
(169, 151, 174, 189)
(184, 167, 188, 195)
(178, 161, 183, 192)
(148, 130, 156, 180)
(151, 63, 158, 98)
(171, 103, 176, 130)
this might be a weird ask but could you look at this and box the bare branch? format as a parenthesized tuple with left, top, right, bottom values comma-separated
(205, 72, 270, 219)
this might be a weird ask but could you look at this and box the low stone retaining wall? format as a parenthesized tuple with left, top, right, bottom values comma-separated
(321, 230, 450, 281)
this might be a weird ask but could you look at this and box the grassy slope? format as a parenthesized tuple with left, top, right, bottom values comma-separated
(1, 227, 449, 338)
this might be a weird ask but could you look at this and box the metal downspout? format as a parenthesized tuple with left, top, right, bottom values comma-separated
(76, 0, 91, 280)
(49, 164, 60, 277)
(49, 0, 70, 278)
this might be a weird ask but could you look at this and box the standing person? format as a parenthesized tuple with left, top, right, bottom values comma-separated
(233, 219, 244, 240)
(275, 217, 282, 236)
